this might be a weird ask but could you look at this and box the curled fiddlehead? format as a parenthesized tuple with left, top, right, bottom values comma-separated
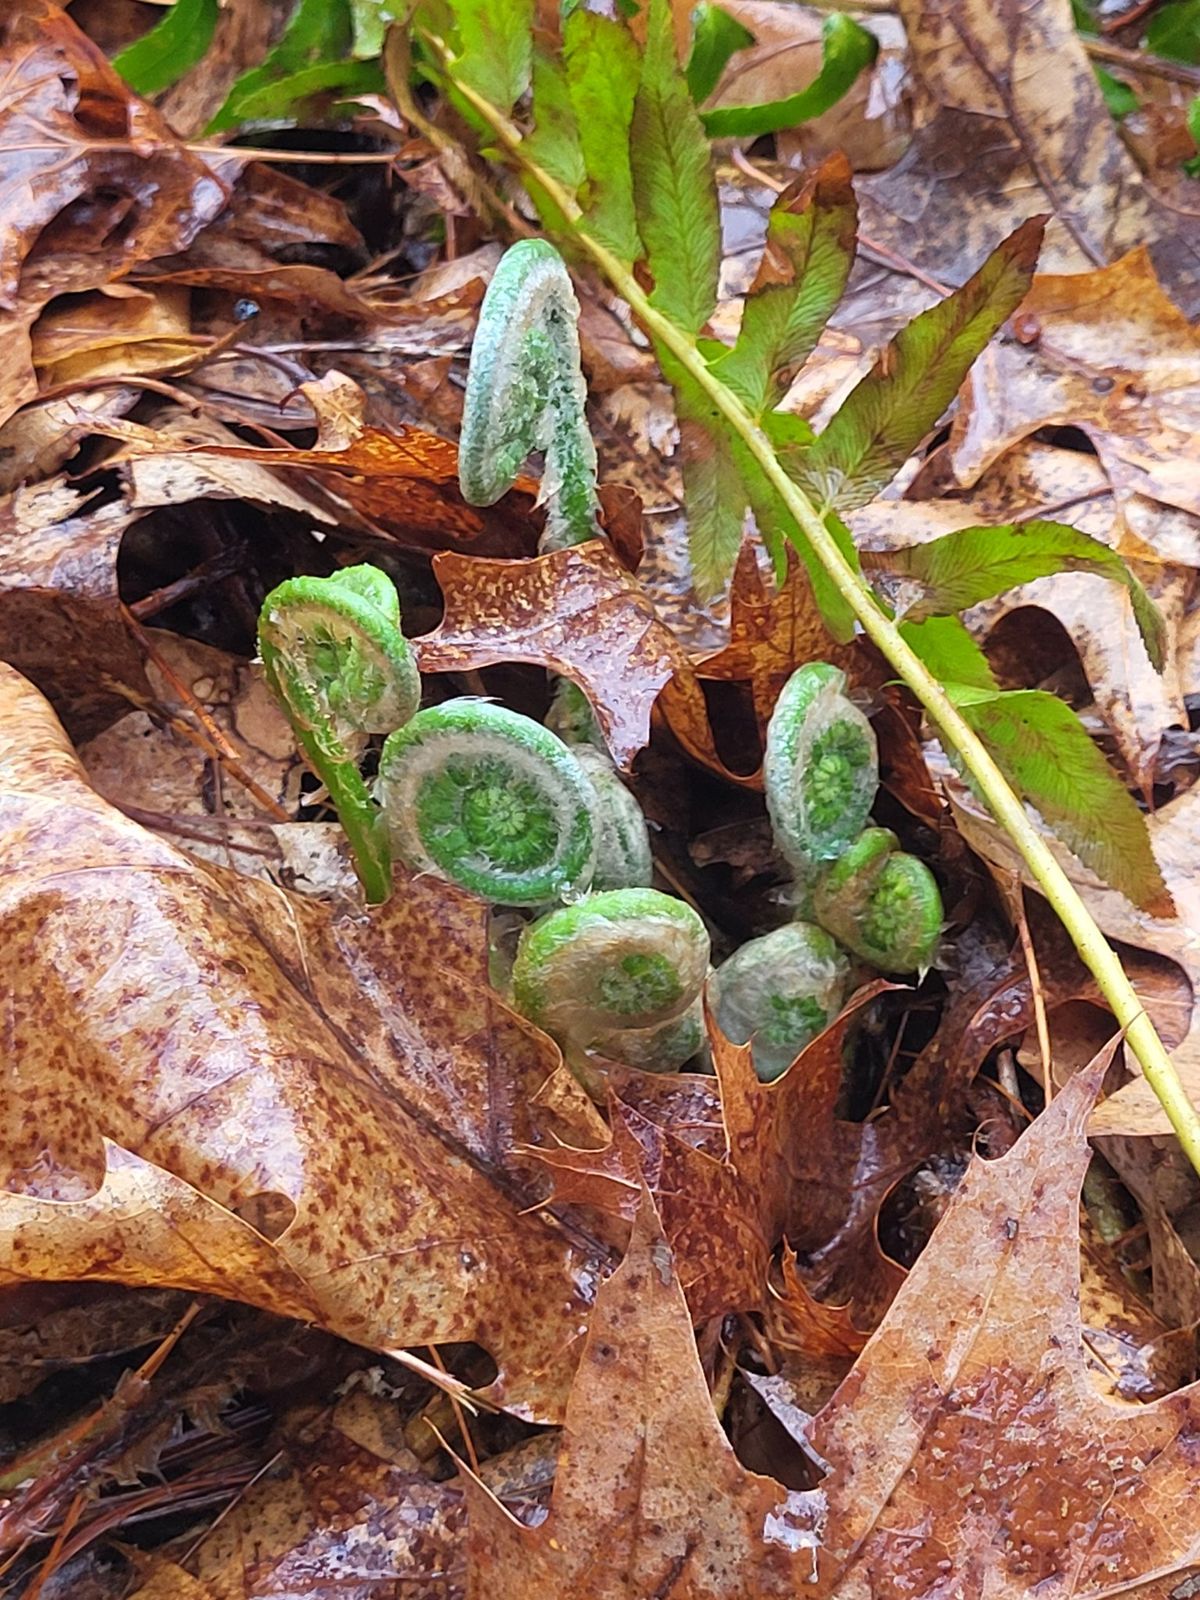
(568, 745, 653, 892)
(764, 662, 878, 873)
(709, 923, 850, 1082)
(258, 564, 420, 904)
(587, 999, 707, 1074)
(377, 700, 598, 906)
(812, 827, 942, 973)
(511, 888, 710, 1064)
(459, 238, 601, 552)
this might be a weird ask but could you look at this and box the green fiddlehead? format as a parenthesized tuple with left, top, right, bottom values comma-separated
(459, 238, 601, 552)
(587, 999, 707, 1074)
(811, 827, 942, 973)
(764, 662, 878, 872)
(709, 923, 849, 1082)
(377, 699, 598, 906)
(511, 888, 710, 1065)
(567, 745, 653, 892)
(257, 564, 421, 904)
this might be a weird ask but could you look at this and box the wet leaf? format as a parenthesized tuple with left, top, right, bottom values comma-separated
(0, 0, 226, 424)
(414, 541, 733, 775)
(0, 665, 609, 1421)
(463, 1193, 825, 1598)
(810, 1057, 1200, 1596)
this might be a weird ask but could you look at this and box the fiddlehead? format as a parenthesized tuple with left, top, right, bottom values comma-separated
(258, 564, 420, 904)
(709, 923, 850, 1082)
(511, 888, 710, 1062)
(764, 662, 878, 872)
(587, 999, 707, 1074)
(569, 745, 654, 892)
(811, 827, 942, 973)
(459, 238, 601, 552)
(377, 700, 598, 906)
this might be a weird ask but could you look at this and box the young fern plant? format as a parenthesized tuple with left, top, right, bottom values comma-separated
(258, 564, 420, 904)
(458, 236, 601, 552)
(416, 1, 1200, 1174)
(456, 231, 656, 893)
(378, 700, 599, 906)
(512, 888, 710, 1073)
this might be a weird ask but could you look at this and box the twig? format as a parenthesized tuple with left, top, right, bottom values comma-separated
(1085, 36, 1200, 87)
(119, 609, 293, 823)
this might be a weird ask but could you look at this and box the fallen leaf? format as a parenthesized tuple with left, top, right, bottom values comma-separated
(808, 1053, 1200, 1597)
(0, 0, 227, 424)
(0, 478, 149, 738)
(414, 541, 743, 777)
(856, 0, 1200, 316)
(0, 664, 612, 1420)
(697, 542, 860, 738)
(102, 400, 538, 556)
(31, 284, 196, 388)
(462, 1192, 825, 1598)
(948, 250, 1200, 523)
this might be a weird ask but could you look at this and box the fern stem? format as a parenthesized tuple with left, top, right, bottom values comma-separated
(436, 50, 1200, 1176)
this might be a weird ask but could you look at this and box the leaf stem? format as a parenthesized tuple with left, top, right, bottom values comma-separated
(434, 46, 1200, 1177)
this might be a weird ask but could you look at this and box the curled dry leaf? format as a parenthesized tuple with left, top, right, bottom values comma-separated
(463, 1192, 826, 1599)
(102, 396, 538, 557)
(0, 665, 613, 1421)
(0, 478, 150, 739)
(415, 541, 742, 778)
(809, 1053, 1200, 1598)
(0, 0, 227, 425)
(856, 0, 1200, 317)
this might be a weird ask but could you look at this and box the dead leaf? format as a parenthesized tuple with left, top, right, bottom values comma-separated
(0, 664, 613, 1420)
(698, 543, 864, 741)
(809, 1054, 1200, 1598)
(462, 1193, 825, 1598)
(0, 0, 227, 424)
(765, 1244, 867, 1363)
(856, 0, 1200, 316)
(414, 541, 743, 777)
(31, 284, 196, 387)
(0, 478, 149, 738)
(103, 400, 538, 556)
(948, 250, 1200, 523)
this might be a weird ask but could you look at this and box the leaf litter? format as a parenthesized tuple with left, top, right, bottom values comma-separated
(1, 0, 1200, 1594)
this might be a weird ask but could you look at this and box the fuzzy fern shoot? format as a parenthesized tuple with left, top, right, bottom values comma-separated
(458, 238, 601, 551)
(378, 700, 599, 906)
(257, 565, 420, 904)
